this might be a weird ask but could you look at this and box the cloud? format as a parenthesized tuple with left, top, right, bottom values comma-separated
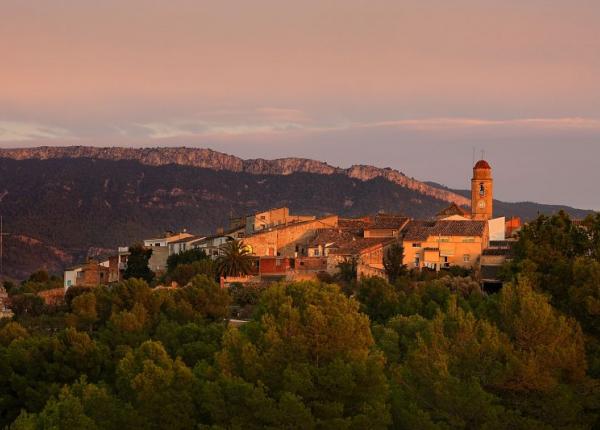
(3, 114, 600, 144)
(135, 114, 600, 140)
(0, 121, 73, 142)
(136, 107, 318, 139)
(353, 117, 600, 131)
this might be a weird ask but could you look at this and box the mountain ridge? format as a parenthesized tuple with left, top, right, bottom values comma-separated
(0, 146, 470, 206)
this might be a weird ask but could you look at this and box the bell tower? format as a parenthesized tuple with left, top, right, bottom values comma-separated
(471, 160, 493, 220)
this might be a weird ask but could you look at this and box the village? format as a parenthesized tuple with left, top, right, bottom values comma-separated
(62, 160, 520, 295)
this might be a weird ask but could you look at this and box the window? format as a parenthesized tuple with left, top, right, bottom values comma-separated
(463, 254, 470, 262)
(314, 249, 320, 256)
(414, 257, 420, 267)
(412, 243, 421, 248)
(479, 182, 485, 196)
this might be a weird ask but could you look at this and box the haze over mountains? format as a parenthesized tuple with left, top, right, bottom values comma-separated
(0, 146, 592, 279)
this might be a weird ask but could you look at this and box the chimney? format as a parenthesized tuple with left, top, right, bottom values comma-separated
(216, 227, 224, 235)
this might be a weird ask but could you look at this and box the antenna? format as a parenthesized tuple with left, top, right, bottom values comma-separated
(472, 147, 475, 166)
(481, 149, 485, 160)
(0, 216, 5, 275)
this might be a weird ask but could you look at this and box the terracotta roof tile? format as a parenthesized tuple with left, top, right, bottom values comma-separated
(403, 220, 487, 241)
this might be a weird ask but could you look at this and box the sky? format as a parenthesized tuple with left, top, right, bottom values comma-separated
(2, 0, 600, 209)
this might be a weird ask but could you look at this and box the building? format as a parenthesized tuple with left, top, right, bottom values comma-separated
(505, 216, 522, 237)
(192, 234, 235, 258)
(243, 215, 339, 257)
(0, 286, 12, 319)
(480, 240, 516, 292)
(402, 220, 489, 271)
(471, 159, 494, 221)
(167, 235, 206, 256)
(64, 264, 84, 289)
(436, 203, 470, 220)
(232, 207, 316, 236)
(144, 232, 193, 273)
(363, 214, 410, 238)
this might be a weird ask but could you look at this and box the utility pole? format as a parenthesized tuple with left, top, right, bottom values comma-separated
(0, 216, 10, 276)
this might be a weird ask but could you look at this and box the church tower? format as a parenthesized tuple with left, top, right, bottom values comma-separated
(471, 160, 493, 220)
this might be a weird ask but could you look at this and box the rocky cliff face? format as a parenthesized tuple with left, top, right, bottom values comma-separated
(0, 146, 470, 206)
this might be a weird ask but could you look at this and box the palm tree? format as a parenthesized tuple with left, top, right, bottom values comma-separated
(216, 240, 254, 277)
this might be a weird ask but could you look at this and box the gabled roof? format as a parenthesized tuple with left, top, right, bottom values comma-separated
(366, 214, 410, 230)
(437, 203, 469, 218)
(403, 220, 487, 241)
(307, 229, 355, 248)
(338, 218, 370, 235)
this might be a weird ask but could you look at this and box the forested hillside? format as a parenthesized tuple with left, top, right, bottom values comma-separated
(1, 212, 599, 428)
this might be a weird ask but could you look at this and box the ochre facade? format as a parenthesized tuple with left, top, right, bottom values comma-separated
(471, 160, 493, 220)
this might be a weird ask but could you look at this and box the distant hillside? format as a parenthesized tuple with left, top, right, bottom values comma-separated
(0, 149, 593, 279)
(425, 182, 593, 220)
(0, 146, 470, 206)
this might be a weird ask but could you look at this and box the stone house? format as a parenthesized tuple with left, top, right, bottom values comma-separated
(243, 215, 339, 257)
(402, 220, 489, 271)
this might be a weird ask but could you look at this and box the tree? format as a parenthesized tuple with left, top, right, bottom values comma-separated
(10, 378, 140, 430)
(215, 240, 254, 277)
(0, 322, 28, 346)
(166, 259, 216, 286)
(123, 244, 154, 283)
(166, 248, 208, 272)
(67, 293, 98, 332)
(164, 275, 231, 322)
(8, 294, 45, 318)
(383, 243, 406, 284)
(336, 256, 357, 286)
(211, 281, 391, 428)
(116, 341, 197, 430)
(356, 276, 400, 323)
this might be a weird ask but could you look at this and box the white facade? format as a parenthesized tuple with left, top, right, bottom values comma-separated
(488, 217, 506, 241)
(64, 266, 83, 290)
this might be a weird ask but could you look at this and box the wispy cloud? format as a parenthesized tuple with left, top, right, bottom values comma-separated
(3, 115, 600, 144)
(353, 117, 600, 131)
(0, 121, 74, 142)
(135, 114, 600, 140)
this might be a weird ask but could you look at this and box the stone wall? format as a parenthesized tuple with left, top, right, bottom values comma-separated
(244, 216, 339, 257)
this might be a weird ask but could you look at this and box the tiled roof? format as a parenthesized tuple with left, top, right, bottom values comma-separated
(366, 214, 410, 230)
(331, 237, 396, 256)
(403, 220, 487, 241)
(437, 203, 469, 217)
(307, 229, 355, 248)
(338, 218, 369, 232)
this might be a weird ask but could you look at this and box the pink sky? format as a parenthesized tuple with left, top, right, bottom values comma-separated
(2, 0, 600, 209)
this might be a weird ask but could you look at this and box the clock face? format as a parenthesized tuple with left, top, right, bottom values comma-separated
(478, 200, 486, 209)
